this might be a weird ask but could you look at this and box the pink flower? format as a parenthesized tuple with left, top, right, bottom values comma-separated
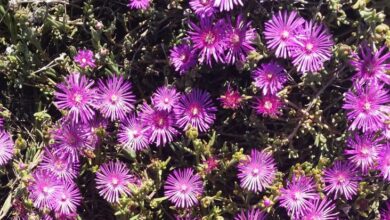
(175, 89, 217, 132)
(96, 75, 135, 121)
(290, 21, 333, 73)
(279, 175, 319, 219)
(54, 182, 82, 215)
(74, 49, 96, 68)
(164, 168, 203, 208)
(237, 149, 277, 193)
(54, 73, 97, 124)
(218, 85, 242, 110)
(253, 95, 283, 118)
(95, 161, 134, 203)
(264, 11, 305, 58)
(151, 86, 181, 112)
(188, 18, 226, 66)
(323, 161, 359, 200)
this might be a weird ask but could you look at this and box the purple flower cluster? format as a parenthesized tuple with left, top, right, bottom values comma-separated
(54, 72, 217, 154)
(343, 43, 390, 134)
(28, 166, 81, 217)
(26, 67, 217, 216)
(170, 14, 255, 73)
(339, 42, 390, 201)
(119, 87, 216, 149)
(264, 11, 333, 73)
(16, 3, 390, 218)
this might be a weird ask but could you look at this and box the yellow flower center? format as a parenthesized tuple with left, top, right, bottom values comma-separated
(281, 30, 289, 39)
(305, 43, 314, 52)
(363, 102, 371, 110)
(111, 94, 118, 103)
(252, 168, 259, 176)
(192, 107, 199, 116)
(74, 93, 83, 103)
(264, 101, 273, 110)
(158, 118, 165, 126)
(112, 178, 119, 186)
(205, 32, 215, 45)
(231, 34, 240, 44)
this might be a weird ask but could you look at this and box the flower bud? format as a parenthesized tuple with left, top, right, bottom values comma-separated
(185, 126, 198, 140)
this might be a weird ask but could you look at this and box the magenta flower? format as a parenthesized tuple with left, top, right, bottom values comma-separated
(140, 103, 178, 147)
(290, 20, 333, 73)
(323, 161, 359, 200)
(218, 85, 242, 110)
(0, 130, 13, 166)
(175, 89, 217, 132)
(28, 169, 62, 210)
(188, 18, 226, 66)
(40, 149, 79, 182)
(189, 0, 216, 18)
(74, 49, 96, 68)
(54, 182, 82, 215)
(279, 175, 319, 219)
(345, 133, 380, 173)
(0, 117, 3, 130)
(264, 11, 305, 58)
(54, 73, 97, 124)
(234, 208, 267, 220)
(224, 14, 256, 64)
(151, 86, 181, 112)
(118, 114, 150, 151)
(53, 121, 93, 162)
(164, 168, 203, 208)
(301, 198, 339, 220)
(95, 161, 134, 203)
(252, 61, 288, 95)
(127, 0, 151, 9)
(343, 83, 390, 132)
(204, 157, 218, 174)
(253, 95, 283, 118)
(350, 43, 390, 85)
(169, 44, 197, 75)
(237, 149, 277, 193)
(96, 75, 135, 121)
(378, 144, 390, 182)
(214, 0, 243, 11)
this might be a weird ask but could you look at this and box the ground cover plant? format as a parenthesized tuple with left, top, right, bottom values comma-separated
(0, 0, 390, 219)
